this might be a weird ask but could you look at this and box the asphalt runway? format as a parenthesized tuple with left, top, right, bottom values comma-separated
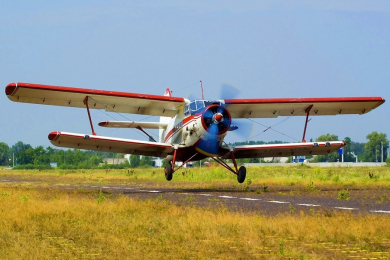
(3, 178, 388, 215)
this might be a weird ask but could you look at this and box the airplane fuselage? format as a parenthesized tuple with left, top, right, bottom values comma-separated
(160, 99, 231, 161)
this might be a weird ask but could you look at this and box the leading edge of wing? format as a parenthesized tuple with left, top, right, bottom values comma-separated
(48, 131, 174, 158)
(228, 141, 346, 159)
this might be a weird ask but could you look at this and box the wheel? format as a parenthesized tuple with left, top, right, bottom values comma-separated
(237, 166, 246, 183)
(164, 162, 173, 181)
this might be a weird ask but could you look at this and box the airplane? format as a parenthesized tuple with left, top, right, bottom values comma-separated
(5, 82, 385, 183)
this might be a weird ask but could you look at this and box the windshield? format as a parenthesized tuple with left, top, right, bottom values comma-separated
(184, 100, 224, 116)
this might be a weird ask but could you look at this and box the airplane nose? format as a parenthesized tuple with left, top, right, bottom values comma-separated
(201, 104, 231, 135)
(214, 113, 223, 123)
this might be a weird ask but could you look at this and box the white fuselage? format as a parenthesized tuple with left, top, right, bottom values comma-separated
(159, 99, 230, 159)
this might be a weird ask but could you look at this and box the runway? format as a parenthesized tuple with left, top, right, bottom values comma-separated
(1, 177, 389, 215)
(89, 183, 390, 215)
(3, 176, 387, 215)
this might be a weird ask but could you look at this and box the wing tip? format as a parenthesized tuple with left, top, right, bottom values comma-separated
(98, 121, 108, 127)
(5, 83, 18, 96)
(48, 131, 61, 141)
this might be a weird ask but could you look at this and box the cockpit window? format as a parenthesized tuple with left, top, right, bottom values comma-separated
(190, 102, 197, 111)
(184, 100, 224, 117)
(196, 101, 204, 110)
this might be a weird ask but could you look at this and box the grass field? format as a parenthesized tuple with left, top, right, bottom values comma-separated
(1, 166, 389, 259)
(2, 164, 389, 189)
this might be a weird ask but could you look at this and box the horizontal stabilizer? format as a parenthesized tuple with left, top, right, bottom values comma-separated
(98, 121, 168, 129)
(48, 131, 174, 157)
(225, 141, 346, 159)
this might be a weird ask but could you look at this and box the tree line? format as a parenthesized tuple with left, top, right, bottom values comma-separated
(0, 131, 388, 168)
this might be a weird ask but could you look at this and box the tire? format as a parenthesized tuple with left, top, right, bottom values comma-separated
(164, 162, 173, 181)
(237, 166, 246, 183)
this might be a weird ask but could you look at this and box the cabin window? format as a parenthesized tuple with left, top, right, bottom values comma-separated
(196, 101, 204, 110)
(190, 102, 196, 111)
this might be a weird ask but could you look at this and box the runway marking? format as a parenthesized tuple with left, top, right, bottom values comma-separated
(268, 201, 290, 204)
(334, 207, 358, 210)
(219, 196, 237, 199)
(198, 194, 212, 196)
(102, 186, 110, 189)
(297, 203, 321, 207)
(89, 186, 99, 188)
(240, 198, 261, 201)
(370, 210, 390, 214)
(148, 190, 160, 193)
(124, 188, 134, 190)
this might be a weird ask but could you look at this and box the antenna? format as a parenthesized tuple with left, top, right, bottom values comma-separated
(200, 80, 204, 100)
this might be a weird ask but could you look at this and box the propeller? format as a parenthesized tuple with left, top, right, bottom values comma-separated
(219, 83, 241, 100)
(202, 105, 231, 135)
(196, 104, 231, 156)
(219, 83, 255, 142)
(227, 119, 256, 143)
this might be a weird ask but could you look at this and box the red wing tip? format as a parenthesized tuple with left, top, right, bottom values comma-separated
(5, 83, 18, 96)
(98, 121, 108, 127)
(48, 131, 61, 141)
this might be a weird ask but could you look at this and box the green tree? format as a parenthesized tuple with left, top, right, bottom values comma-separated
(33, 146, 50, 165)
(313, 134, 340, 162)
(140, 156, 153, 167)
(342, 137, 355, 162)
(130, 154, 140, 168)
(364, 132, 389, 162)
(0, 142, 9, 166)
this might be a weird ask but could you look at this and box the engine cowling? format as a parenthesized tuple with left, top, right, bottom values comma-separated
(201, 104, 231, 135)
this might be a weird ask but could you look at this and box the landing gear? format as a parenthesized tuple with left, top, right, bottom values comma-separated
(164, 162, 173, 181)
(210, 153, 247, 184)
(237, 166, 246, 183)
(163, 151, 199, 182)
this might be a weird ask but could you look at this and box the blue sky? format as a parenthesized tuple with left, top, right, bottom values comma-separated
(1, 1, 389, 148)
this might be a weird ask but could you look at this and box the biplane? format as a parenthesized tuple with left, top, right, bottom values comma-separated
(5, 82, 385, 183)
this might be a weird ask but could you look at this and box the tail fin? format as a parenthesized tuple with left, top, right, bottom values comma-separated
(164, 88, 172, 97)
(159, 88, 172, 142)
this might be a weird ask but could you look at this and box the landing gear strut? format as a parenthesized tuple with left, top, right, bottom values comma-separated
(164, 151, 199, 181)
(210, 151, 247, 183)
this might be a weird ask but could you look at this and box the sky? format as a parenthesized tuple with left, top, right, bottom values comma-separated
(1, 0, 389, 148)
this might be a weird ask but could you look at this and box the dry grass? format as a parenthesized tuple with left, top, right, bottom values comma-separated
(0, 185, 390, 259)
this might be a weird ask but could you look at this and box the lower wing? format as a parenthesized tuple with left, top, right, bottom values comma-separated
(48, 132, 174, 157)
(225, 141, 346, 159)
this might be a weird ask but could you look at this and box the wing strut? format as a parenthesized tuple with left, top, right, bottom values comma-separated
(83, 96, 97, 136)
(302, 105, 313, 142)
(136, 126, 157, 142)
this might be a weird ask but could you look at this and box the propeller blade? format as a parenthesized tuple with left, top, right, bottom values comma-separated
(229, 119, 256, 142)
(207, 123, 219, 136)
(220, 83, 241, 100)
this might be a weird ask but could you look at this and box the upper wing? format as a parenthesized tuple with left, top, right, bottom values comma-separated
(224, 97, 385, 118)
(224, 141, 346, 159)
(48, 131, 174, 157)
(6, 82, 185, 117)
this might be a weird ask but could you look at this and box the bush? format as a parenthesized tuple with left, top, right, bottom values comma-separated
(386, 157, 390, 166)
